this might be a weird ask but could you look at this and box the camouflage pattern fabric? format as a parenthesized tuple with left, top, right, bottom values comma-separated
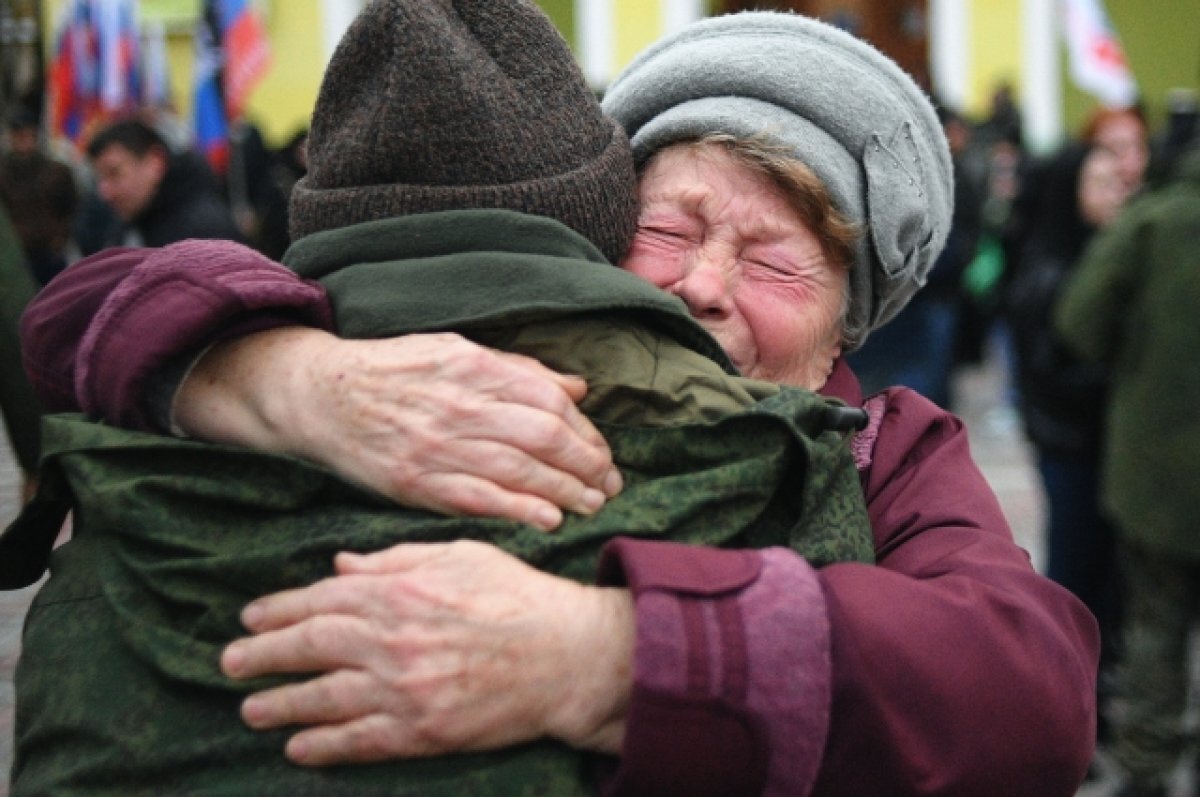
(8, 212, 873, 795)
(11, 385, 869, 795)
(1111, 540, 1200, 788)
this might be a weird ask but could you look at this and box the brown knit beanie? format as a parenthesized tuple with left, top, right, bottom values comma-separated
(288, 0, 638, 265)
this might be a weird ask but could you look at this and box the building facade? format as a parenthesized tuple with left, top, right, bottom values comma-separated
(29, 0, 1200, 152)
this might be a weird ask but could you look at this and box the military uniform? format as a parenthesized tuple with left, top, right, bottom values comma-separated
(1057, 148, 1200, 790)
(5, 211, 872, 795)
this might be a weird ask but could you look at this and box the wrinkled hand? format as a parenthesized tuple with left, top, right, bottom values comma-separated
(175, 328, 622, 530)
(220, 540, 634, 765)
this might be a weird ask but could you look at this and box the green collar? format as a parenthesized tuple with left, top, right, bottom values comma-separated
(282, 210, 736, 372)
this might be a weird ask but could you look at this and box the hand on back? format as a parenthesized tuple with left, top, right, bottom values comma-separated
(174, 327, 622, 530)
(221, 540, 633, 763)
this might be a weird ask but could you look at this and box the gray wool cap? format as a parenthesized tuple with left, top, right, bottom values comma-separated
(289, 0, 638, 266)
(601, 12, 954, 350)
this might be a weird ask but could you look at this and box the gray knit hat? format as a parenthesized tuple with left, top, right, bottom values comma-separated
(289, 0, 638, 266)
(601, 12, 953, 350)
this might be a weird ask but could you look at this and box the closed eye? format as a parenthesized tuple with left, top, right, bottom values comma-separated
(639, 225, 693, 242)
(744, 258, 795, 276)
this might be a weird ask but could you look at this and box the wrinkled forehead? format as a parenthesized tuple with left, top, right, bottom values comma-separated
(637, 143, 816, 229)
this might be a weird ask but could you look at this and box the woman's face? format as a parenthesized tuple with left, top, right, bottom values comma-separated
(1092, 113, 1148, 191)
(620, 144, 845, 390)
(1078, 148, 1128, 229)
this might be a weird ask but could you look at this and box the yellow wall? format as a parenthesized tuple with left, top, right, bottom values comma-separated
(43, 1, 1196, 150)
(1078, 0, 1200, 133)
(962, 0, 1200, 136)
(239, 0, 323, 145)
(43, 0, 323, 148)
(966, 0, 1023, 121)
(613, 0, 663, 75)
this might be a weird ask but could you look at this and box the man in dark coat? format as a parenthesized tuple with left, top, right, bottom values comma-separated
(87, 118, 241, 248)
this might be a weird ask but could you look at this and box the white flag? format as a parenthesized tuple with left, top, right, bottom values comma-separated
(1060, 0, 1138, 107)
(95, 0, 140, 112)
(141, 20, 170, 109)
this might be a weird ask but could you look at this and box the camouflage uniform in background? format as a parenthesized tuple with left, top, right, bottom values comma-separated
(4, 211, 874, 796)
(1056, 148, 1200, 792)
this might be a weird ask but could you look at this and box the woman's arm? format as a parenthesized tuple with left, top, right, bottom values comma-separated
(20, 240, 333, 423)
(809, 388, 1098, 795)
(221, 540, 635, 763)
(19, 239, 620, 526)
(221, 389, 1097, 797)
(181, 327, 620, 526)
(593, 392, 1096, 796)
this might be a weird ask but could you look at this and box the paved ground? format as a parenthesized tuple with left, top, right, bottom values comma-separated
(0, 424, 34, 797)
(0, 345, 1145, 795)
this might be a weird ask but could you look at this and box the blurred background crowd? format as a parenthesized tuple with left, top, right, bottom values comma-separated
(0, 1, 1198, 795)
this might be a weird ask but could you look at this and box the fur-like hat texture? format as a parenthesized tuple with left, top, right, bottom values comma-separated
(290, 0, 638, 266)
(602, 12, 954, 349)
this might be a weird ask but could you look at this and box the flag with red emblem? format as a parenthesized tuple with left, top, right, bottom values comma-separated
(48, 0, 142, 147)
(1061, 0, 1138, 107)
(193, 0, 271, 174)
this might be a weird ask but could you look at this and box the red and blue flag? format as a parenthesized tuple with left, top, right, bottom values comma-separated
(98, 0, 142, 112)
(194, 0, 271, 174)
(48, 0, 99, 144)
(48, 0, 142, 147)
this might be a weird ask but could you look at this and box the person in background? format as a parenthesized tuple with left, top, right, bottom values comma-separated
(1057, 137, 1200, 797)
(0, 109, 79, 286)
(1146, 88, 1198, 188)
(254, 128, 308, 260)
(17, 7, 1099, 795)
(1083, 105, 1149, 197)
(0, 205, 42, 501)
(86, 116, 241, 248)
(950, 105, 1026, 425)
(974, 81, 1023, 156)
(1003, 105, 1147, 303)
(1006, 141, 1133, 755)
(227, 120, 293, 260)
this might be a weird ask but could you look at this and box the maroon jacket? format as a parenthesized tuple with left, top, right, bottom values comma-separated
(21, 242, 1099, 796)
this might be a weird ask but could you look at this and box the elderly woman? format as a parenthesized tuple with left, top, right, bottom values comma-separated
(17, 10, 1097, 797)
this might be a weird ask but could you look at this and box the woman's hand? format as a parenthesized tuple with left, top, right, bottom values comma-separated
(220, 541, 634, 765)
(175, 328, 622, 530)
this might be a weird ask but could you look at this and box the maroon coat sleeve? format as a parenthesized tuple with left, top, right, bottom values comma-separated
(596, 542, 830, 797)
(21, 247, 144, 413)
(597, 386, 1098, 797)
(20, 240, 334, 429)
(813, 388, 1097, 795)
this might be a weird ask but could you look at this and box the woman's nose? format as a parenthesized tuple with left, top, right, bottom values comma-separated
(671, 254, 734, 320)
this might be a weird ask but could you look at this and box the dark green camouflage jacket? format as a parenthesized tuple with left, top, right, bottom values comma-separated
(4, 211, 872, 796)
